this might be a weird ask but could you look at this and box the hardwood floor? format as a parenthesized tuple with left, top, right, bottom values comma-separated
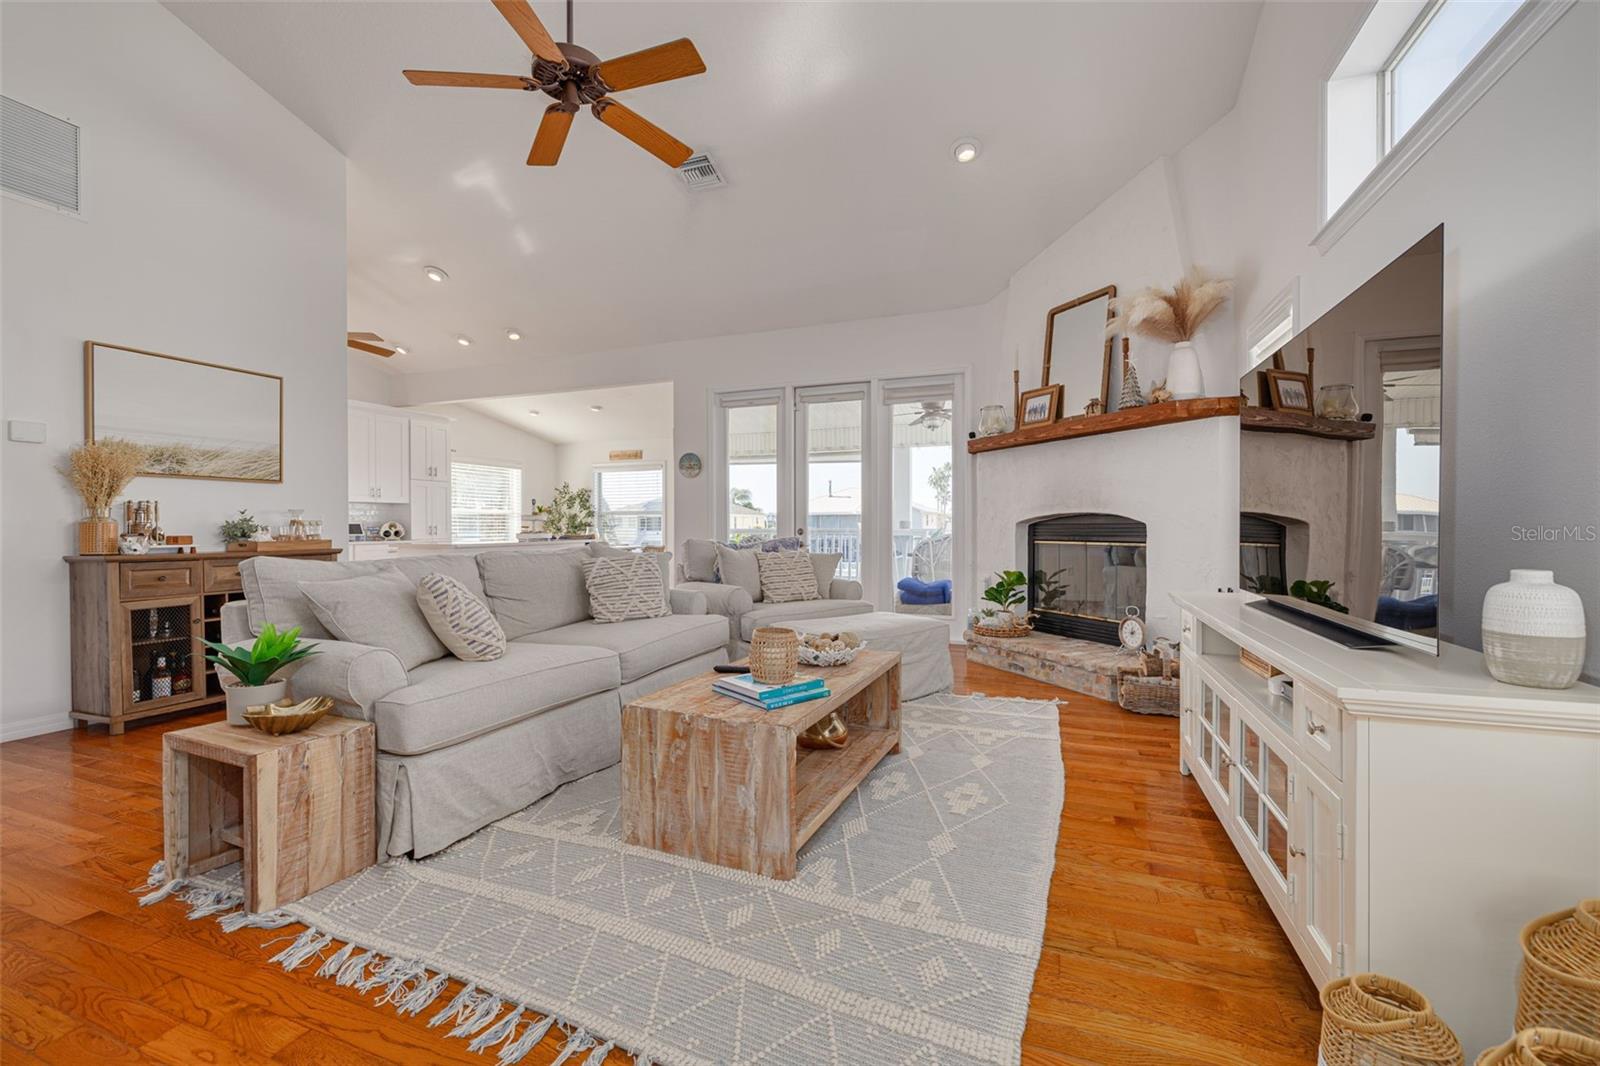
(0, 650, 1321, 1065)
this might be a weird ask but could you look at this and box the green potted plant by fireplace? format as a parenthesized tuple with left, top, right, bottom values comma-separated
(203, 624, 318, 726)
(975, 570, 1031, 635)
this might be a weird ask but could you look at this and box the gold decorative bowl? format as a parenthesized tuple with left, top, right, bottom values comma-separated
(243, 695, 333, 735)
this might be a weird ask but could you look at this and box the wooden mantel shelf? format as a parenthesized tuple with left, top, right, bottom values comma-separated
(1240, 407, 1377, 441)
(967, 396, 1240, 454)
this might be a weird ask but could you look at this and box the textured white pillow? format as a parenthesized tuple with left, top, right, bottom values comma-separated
(713, 543, 763, 603)
(582, 555, 670, 623)
(758, 549, 821, 603)
(416, 573, 506, 662)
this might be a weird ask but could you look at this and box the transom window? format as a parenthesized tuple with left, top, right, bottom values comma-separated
(451, 461, 522, 544)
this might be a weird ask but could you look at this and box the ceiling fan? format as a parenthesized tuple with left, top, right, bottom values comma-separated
(907, 402, 953, 429)
(347, 332, 399, 357)
(403, 0, 705, 168)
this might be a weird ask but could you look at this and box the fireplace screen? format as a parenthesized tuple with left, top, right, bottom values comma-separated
(1028, 514, 1147, 644)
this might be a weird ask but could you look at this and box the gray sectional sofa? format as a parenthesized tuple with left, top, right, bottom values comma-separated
(222, 545, 727, 860)
(674, 537, 876, 655)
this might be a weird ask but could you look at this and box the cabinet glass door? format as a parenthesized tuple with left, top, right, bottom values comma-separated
(1195, 681, 1233, 799)
(123, 596, 203, 712)
(1234, 718, 1293, 898)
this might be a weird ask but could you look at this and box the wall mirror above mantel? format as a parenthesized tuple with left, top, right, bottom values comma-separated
(1041, 286, 1116, 416)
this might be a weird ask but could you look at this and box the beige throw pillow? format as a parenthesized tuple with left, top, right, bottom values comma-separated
(758, 549, 821, 603)
(416, 573, 506, 662)
(713, 543, 763, 603)
(809, 552, 842, 596)
(582, 554, 670, 623)
(297, 570, 446, 670)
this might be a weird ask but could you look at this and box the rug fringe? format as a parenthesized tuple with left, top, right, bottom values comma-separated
(467, 1005, 523, 1053)
(582, 1038, 616, 1064)
(427, 982, 479, 1029)
(448, 993, 503, 1039)
(549, 1028, 596, 1066)
(314, 941, 357, 979)
(219, 908, 295, 933)
(500, 1012, 557, 1066)
(396, 970, 449, 1017)
(268, 928, 331, 971)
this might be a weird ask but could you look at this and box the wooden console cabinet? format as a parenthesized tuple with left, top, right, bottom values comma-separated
(1172, 591, 1599, 1057)
(65, 547, 338, 735)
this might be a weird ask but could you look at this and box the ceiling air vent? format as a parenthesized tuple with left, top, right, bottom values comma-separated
(677, 153, 724, 191)
(1, 95, 81, 216)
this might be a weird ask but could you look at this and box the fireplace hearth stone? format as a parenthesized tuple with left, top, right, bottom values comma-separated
(966, 630, 1143, 701)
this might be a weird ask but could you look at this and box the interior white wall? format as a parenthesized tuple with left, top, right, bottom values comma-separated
(0, 1, 348, 741)
(1173, 0, 1600, 676)
(347, 352, 398, 406)
(418, 403, 557, 510)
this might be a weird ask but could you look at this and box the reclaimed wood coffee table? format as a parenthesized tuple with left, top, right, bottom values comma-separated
(621, 649, 901, 880)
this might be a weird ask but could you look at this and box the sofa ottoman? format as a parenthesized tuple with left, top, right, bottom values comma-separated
(770, 611, 953, 700)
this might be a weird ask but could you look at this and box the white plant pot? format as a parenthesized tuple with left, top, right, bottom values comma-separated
(1166, 341, 1205, 400)
(1481, 569, 1586, 689)
(221, 676, 289, 726)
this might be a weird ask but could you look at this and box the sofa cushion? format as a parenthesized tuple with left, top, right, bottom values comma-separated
(714, 543, 763, 603)
(681, 538, 720, 582)
(757, 549, 820, 603)
(298, 571, 448, 670)
(416, 573, 506, 662)
(477, 547, 591, 639)
(241, 553, 485, 638)
(582, 554, 670, 623)
(374, 641, 619, 756)
(810, 552, 842, 593)
(523, 612, 727, 683)
(738, 599, 875, 641)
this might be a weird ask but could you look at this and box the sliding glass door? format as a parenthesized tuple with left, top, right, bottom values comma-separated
(883, 381, 956, 616)
(795, 385, 867, 581)
(721, 392, 783, 545)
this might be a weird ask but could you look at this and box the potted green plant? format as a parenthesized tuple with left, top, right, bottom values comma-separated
(1290, 578, 1349, 614)
(545, 481, 595, 539)
(977, 570, 1030, 632)
(219, 509, 262, 546)
(203, 624, 318, 726)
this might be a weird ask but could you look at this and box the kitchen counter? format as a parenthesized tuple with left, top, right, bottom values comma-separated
(346, 539, 592, 560)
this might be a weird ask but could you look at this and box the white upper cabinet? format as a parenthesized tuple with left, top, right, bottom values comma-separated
(348, 404, 411, 503)
(410, 420, 451, 482)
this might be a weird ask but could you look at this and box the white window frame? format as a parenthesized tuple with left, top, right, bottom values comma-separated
(1243, 279, 1301, 378)
(1316, 0, 1572, 252)
(449, 457, 523, 545)
(592, 461, 668, 549)
(711, 388, 789, 544)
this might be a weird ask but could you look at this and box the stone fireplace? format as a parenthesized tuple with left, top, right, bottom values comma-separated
(1028, 514, 1147, 644)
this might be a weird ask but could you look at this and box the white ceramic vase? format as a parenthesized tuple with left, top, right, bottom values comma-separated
(1166, 341, 1204, 400)
(221, 676, 289, 726)
(1481, 569, 1586, 689)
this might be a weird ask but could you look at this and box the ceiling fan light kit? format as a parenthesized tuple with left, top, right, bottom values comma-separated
(403, 0, 706, 169)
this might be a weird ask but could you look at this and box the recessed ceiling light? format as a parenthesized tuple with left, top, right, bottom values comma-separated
(455, 335, 472, 347)
(526, 409, 540, 416)
(589, 405, 603, 412)
(506, 329, 522, 341)
(424, 265, 449, 282)
(952, 138, 981, 164)
(393, 345, 408, 355)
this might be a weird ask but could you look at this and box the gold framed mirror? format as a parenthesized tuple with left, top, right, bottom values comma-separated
(1041, 285, 1116, 414)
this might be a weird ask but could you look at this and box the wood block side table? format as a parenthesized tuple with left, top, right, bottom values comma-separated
(163, 716, 375, 913)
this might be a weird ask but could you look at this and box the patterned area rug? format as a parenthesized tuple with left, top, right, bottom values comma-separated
(151, 693, 1064, 1066)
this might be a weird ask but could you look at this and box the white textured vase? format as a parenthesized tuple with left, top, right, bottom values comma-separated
(1481, 569, 1586, 689)
(1166, 341, 1204, 400)
(221, 677, 288, 726)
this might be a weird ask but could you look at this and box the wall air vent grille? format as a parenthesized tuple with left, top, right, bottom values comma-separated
(1, 96, 81, 215)
(677, 154, 724, 191)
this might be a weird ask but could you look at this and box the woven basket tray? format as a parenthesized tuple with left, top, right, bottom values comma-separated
(1118, 675, 1180, 716)
(1476, 1028, 1600, 1066)
(1517, 900, 1600, 1035)
(1320, 973, 1464, 1066)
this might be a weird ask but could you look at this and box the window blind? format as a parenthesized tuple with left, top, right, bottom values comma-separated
(595, 466, 665, 548)
(451, 462, 522, 543)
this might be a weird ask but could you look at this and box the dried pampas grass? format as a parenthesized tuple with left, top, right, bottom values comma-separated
(62, 438, 146, 514)
(1110, 269, 1233, 344)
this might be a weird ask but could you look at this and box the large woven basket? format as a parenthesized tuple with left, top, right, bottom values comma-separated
(1517, 901, 1600, 1035)
(1320, 973, 1465, 1066)
(1476, 1028, 1600, 1065)
(748, 627, 799, 686)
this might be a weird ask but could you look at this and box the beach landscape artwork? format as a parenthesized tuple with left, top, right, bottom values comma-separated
(85, 342, 282, 482)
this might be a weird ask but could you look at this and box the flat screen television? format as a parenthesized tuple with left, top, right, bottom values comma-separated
(1239, 226, 1443, 654)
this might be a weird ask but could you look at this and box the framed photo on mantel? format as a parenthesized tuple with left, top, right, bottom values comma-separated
(84, 341, 283, 483)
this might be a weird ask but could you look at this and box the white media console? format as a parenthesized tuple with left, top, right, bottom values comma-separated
(1171, 591, 1599, 1057)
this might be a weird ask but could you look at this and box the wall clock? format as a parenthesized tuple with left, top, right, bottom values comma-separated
(1119, 607, 1147, 651)
(677, 453, 702, 478)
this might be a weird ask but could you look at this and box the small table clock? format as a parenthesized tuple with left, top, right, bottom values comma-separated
(1119, 607, 1147, 652)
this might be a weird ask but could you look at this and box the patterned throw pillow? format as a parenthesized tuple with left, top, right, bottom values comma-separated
(582, 554, 671, 623)
(416, 572, 506, 662)
(757, 549, 821, 603)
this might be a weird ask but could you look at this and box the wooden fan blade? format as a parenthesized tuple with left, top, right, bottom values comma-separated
(592, 99, 692, 167)
(347, 337, 396, 357)
(527, 105, 574, 166)
(348, 331, 385, 343)
(491, 0, 566, 66)
(403, 70, 533, 89)
(594, 38, 706, 92)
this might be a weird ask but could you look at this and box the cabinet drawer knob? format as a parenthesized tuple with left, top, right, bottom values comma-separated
(1289, 845, 1306, 858)
(1306, 719, 1326, 736)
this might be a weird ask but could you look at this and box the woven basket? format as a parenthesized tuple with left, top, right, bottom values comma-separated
(1517, 901, 1600, 1035)
(1119, 675, 1180, 716)
(1476, 1028, 1600, 1066)
(1320, 973, 1465, 1066)
(78, 517, 118, 555)
(748, 627, 799, 686)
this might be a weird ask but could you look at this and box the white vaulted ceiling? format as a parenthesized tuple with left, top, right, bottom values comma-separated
(167, 1, 1261, 375)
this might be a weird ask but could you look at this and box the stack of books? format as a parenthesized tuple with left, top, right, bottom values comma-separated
(713, 673, 830, 711)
